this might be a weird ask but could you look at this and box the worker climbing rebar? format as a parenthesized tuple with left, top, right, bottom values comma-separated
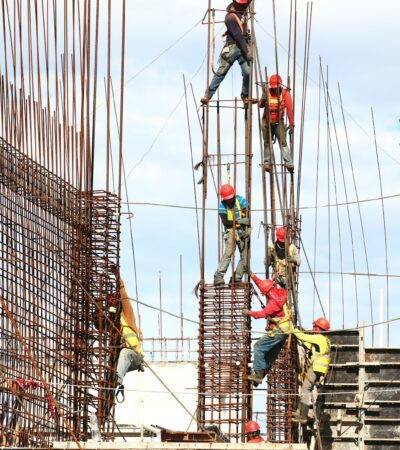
(242, 273, 293, 386)
(113, 272, 145, 403)
(258, 74, 295, 172)
(214, 183, 250, 286)
(292, 317, 331, 424)
(201, 0, 255, 107)
(268, 226, 301, 288)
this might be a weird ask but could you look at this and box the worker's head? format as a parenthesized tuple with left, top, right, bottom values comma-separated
(258, 278, 274, 296)
(269, 74, 283, 89)
(245, 420, 261, 440)
(275, 226, 286, 243)
(313, 317, 330, 332)
(220, 183, 235, 204)
(233, 0, 249, 11)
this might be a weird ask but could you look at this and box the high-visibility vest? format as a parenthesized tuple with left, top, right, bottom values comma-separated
(268, 302, 293, 333)
(226, 198, 244, 228)
(268, 91, 286, 123)
(270, 243, 297, 277)
(298, 332, 331, 375)
(121, 316, 144, 356)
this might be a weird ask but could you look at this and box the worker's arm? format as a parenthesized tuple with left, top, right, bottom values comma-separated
(119, 278, 139, 334)
(283, 90, 295, 126)
(225, 13, 249, 57)
(249, 297, 281, 319)
(293, 329, 330, 354)
(288, 244, 301, 266)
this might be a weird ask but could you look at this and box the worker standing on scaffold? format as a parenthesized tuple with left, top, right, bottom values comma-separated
(242, 274, 293, 386)
(258, 74, 295, 173)
(214, 183, 250, 286)
(292, 317, 331, 424)
(268, 226, 301, 288)
(201, 0, 253, 107)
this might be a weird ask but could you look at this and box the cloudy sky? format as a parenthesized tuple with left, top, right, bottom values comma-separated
(90, 0, 400, 348)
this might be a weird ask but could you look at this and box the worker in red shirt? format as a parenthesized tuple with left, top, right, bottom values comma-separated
(245, 420, 265, 443)
(242, 273, 293, 386)
(258, 74, 295, 173)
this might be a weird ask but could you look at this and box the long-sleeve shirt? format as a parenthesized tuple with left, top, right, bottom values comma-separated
(250, 274, 288, 327)
(258, 88, 294, 126)
(294, 329, 331, 374)
(219, 195, 247, 230)
(224, 1, 252, 56)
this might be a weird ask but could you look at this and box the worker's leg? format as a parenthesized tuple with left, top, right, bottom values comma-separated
(116, 348, 142, 385)
(206, 44, 236, 99)
(276, 122, 293, 169)
(253, 331, 286, 372)
(237, 52, 250, 99)
(234, 233, 248, 281)
(264, 332, 287, 373)
(292, 367, 318, 423)
(214, 230, 236, 283)
(262, 123, 271, 164)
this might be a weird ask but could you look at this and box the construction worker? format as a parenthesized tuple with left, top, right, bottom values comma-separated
(268, 226, 301, 288)
(245, 420, 265, 443)
(242, 274, 293, 386)
(292, 317, 331, 424)
(214, 183, 250, 285)
(258, 74, 295, 172)
(115, 276, 145, 402)
(201, 0, 253, 106)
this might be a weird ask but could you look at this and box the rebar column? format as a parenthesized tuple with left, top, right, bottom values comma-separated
(198, 283, 252, 442)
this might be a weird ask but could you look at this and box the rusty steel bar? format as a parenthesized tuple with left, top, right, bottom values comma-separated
(198, 283, 252, 442)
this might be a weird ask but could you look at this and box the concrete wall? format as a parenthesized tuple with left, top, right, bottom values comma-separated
(115, 362, 198, 437)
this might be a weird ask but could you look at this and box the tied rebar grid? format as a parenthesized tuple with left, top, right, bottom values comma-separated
(198, 283, 252, 442)
(0, 139, 120, 446)
(266, 336, 298, 443)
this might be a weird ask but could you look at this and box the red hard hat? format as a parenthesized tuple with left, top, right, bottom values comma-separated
(269, 74, 283, 88)
(245, 421, 260, 433)
(234, 0, 249, 4)
(276, 226, 286, 243)
(220, 183, 235, 201)
(314, 317, 330, 331)
(259, 279, 274, 296)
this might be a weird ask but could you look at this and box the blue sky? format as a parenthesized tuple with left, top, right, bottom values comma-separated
(91, 0, 400, 348)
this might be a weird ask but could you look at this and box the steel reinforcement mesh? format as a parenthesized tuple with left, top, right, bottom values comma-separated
(266, 335, 298, 443)
(198, 283, 252, 442)
(0, 138, 120, 446)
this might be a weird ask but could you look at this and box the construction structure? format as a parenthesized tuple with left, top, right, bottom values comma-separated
(0, 1, 399, 449)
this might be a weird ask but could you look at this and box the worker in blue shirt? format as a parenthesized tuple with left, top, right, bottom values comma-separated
(214, 183, 250, 285)
(201, 0, 253, 106)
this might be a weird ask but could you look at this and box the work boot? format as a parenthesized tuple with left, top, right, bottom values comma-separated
(201, 95, 209, 105)
(214, 277, 225, 286)
(291, 403, 309, 424)
(263, 163, 271, 173)
(248, 370, 266, 387)
(285, 162, 294, 173)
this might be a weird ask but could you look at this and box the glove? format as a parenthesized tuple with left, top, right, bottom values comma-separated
(242, 309, 250, 317)
(246, 52, 253, 63)
(237, 217, 250, 226)
(287, 124, 294, 135)
(287, 256, 297, 264)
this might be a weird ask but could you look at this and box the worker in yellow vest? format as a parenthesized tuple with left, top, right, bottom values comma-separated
(292, 317, 331, 424)
(214, 183, 250, 285)
(268, 226, 301, 288)
(115, 277, 144, 402)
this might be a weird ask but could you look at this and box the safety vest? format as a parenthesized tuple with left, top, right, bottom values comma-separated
(226, 198, 244, 228)
(270, 243, 297, 277)
(121, 316, 144, 356)
(268, 91, 286, 123)
(304, 335, 331, 375)
(268, 302, 293, 333)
